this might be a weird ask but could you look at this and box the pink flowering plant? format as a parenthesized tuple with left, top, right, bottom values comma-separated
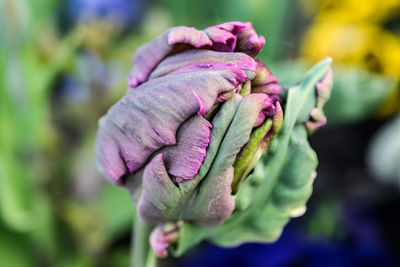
(95, 21, 332, 266)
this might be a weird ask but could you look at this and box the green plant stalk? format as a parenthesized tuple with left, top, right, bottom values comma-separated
(131, 215, 154, 267)
(145, 249, 157, 267)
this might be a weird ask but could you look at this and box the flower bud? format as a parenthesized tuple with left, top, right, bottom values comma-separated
(95, 21, 283, 256)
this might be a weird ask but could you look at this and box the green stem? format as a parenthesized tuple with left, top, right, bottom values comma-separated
(145, 249, 157, 267)
(131, 215, 153, 267)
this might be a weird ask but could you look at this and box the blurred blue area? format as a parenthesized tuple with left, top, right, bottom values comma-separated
(178, 208, 395, 267)
(66, 0, 145, 27)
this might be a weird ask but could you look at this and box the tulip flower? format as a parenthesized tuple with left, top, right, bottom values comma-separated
(96, 21, 281, 226)
(95, 21, 332, 264)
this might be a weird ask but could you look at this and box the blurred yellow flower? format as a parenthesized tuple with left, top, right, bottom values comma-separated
(301, 0, 400, 116)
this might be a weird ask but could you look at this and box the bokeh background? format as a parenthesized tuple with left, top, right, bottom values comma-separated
(1, 0, 400, 266)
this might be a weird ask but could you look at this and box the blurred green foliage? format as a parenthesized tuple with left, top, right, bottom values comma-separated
(368, 113, 400, 188)
(270, 61, 396, 126)
(0, 0, 134, 265)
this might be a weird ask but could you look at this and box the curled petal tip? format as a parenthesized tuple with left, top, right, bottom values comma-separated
(150, 226, 169, 258)
(305, 116, 327, 135)
(235, 23, 265, 57)
(168, 26, 213, 47)
(150, 223, 179, 258)
(305, 66, 333, 134)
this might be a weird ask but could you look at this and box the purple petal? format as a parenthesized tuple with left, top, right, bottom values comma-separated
(96, 66, 248, 184)
(235, 22, 265, 57)
(168, 26, 212, 47)
(213, 21, 246, 34)
(128, 22, 263, 88)
(251, 60, 281, 95)
(252, 83, 282, 95)
(128, 29, 171, 89)
(137, 154, 180, 223)
(204, 26, 237, 52)
(162, 115, 212, 182)
(203, 21, 266, 56)
(128, 27, 212, 89)
(95, 123, 127, 185)
(252, 60, 279, 85)
(149, 50, 256, 80)
(253, 97, 275, 127)
(149, 223, 179, 258)
(150, 226, 169, 258)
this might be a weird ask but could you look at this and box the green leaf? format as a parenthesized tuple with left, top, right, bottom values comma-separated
(212, 125, 316, 246)
(0, 226, 34, 267)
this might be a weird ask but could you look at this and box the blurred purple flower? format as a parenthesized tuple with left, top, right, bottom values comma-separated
(66, 0, 144, 28)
